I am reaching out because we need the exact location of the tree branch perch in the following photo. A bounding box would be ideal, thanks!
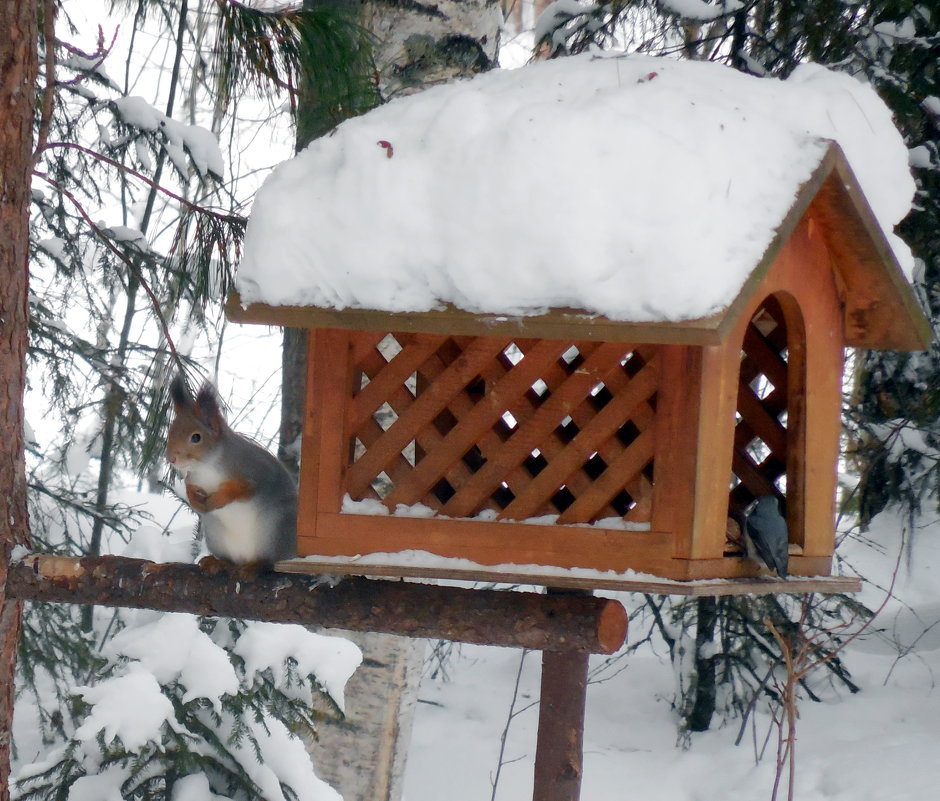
[7,553,627,654]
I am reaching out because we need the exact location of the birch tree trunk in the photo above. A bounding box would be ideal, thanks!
[281,3,501,798]
[365,0,501,99]
[0,0,39,794]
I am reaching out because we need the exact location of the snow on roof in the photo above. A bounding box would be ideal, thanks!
[236,53,915,323]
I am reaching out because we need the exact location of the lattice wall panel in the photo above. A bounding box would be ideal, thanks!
[344,332,658,525]
[730,297,790,516]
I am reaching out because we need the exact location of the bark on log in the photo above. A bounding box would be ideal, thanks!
[7,554,628,654]
[0,0,40,795]
[534,648,590,801]
[533,589,592,801]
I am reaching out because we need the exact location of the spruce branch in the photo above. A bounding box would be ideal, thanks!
[32,171,182,368]
[39,141,244,225]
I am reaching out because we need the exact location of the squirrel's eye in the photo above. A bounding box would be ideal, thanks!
[190,433,202,444]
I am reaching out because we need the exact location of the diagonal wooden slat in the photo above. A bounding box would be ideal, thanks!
[731,449,784,499]
[352,416,416,494]
[350,336,443,431]
[440,341,636,517]
[412,337,521,501]
[499,355,659,520]
[623,473,654,522]
[547,351,656,519]
[350,338,488,501]
[346,337,510,497]
[557,427,656,524]
[352,333,528,505]
[743,324,788,393]
[445,344,602,509]
[496,351,657,520]
[384,339,578,508]
[736,383,787,457]
[351,330,393,364]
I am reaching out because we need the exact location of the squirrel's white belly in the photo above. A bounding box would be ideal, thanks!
[204,500,268,563]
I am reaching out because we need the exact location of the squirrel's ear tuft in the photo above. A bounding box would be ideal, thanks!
[170,375,193,409]
[195,382,226,433]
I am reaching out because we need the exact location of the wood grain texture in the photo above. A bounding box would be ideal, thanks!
[0,0,39,794]
[277,554,860,596]
[535,639,590,801]
[8,553,627,654]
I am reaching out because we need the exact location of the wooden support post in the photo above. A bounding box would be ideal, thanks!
[533,648,590,801]
[7,553,627,655]
[533,589,603,801]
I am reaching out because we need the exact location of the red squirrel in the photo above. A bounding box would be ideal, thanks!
[166,376,297,566]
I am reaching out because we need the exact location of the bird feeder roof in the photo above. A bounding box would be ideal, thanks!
[233,53,929,350]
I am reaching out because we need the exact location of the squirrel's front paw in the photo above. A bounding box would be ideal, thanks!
[197,554,231,575]
[186,483,211,513]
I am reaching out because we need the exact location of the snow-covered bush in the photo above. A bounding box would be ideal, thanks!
[14,611,361,801]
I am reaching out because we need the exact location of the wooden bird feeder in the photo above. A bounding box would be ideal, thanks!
[228,144,929,593]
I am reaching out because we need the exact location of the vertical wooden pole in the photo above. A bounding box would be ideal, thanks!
[533,589,592,801]
[298,328,351,550]
[533,648,590,801]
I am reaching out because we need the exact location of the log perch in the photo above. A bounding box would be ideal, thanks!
[6,553,627,654]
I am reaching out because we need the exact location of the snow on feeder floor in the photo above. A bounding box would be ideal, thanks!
[229,53,929,592]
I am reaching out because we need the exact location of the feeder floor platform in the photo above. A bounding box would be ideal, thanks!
[275,554,861,597]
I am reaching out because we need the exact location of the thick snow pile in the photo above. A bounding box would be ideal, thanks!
[238,53,914,322]
[403,510,940,800]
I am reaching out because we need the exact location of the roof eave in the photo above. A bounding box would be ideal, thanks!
[229,144,930,352]
[225,293,728,346]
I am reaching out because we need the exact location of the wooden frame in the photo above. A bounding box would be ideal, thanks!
[275,212,858,585]
[228,143,928,589]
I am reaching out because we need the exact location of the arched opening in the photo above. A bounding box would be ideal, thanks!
[727,293,807,555]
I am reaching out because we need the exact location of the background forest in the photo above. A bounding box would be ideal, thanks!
[3,0,938,799]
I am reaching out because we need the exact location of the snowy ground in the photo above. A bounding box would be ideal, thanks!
[402,511,940,801]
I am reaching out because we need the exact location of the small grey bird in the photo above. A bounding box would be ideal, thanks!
[745,496,789,578]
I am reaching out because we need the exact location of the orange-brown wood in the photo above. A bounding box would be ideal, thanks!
[348,336,440,431]
[729,299,791,514]
[499,355,659,520]
[437,341,637,518]
[298,329,354,542]
[736,382,787,457]
[812,156,931,350]
[715,213,844,564]
[711,144,929,351]
[439,341,603,517]
[277,555,861,596]
[556,428,655,524]
[264,143,933,587]
[496,346,655,523]
[345,336,508,498]
[693,341,741,559]
[783,216,844,557]
[302,512,679,575]
[651,345,701,556]
[383,339,575,508]
[349,333,479,508]
[227,292,729,346]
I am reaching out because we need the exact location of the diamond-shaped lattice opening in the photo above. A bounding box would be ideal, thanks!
[728,296,792,551]
[344,332,658,525]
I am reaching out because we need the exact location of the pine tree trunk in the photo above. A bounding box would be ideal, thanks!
[0,0,39,794]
